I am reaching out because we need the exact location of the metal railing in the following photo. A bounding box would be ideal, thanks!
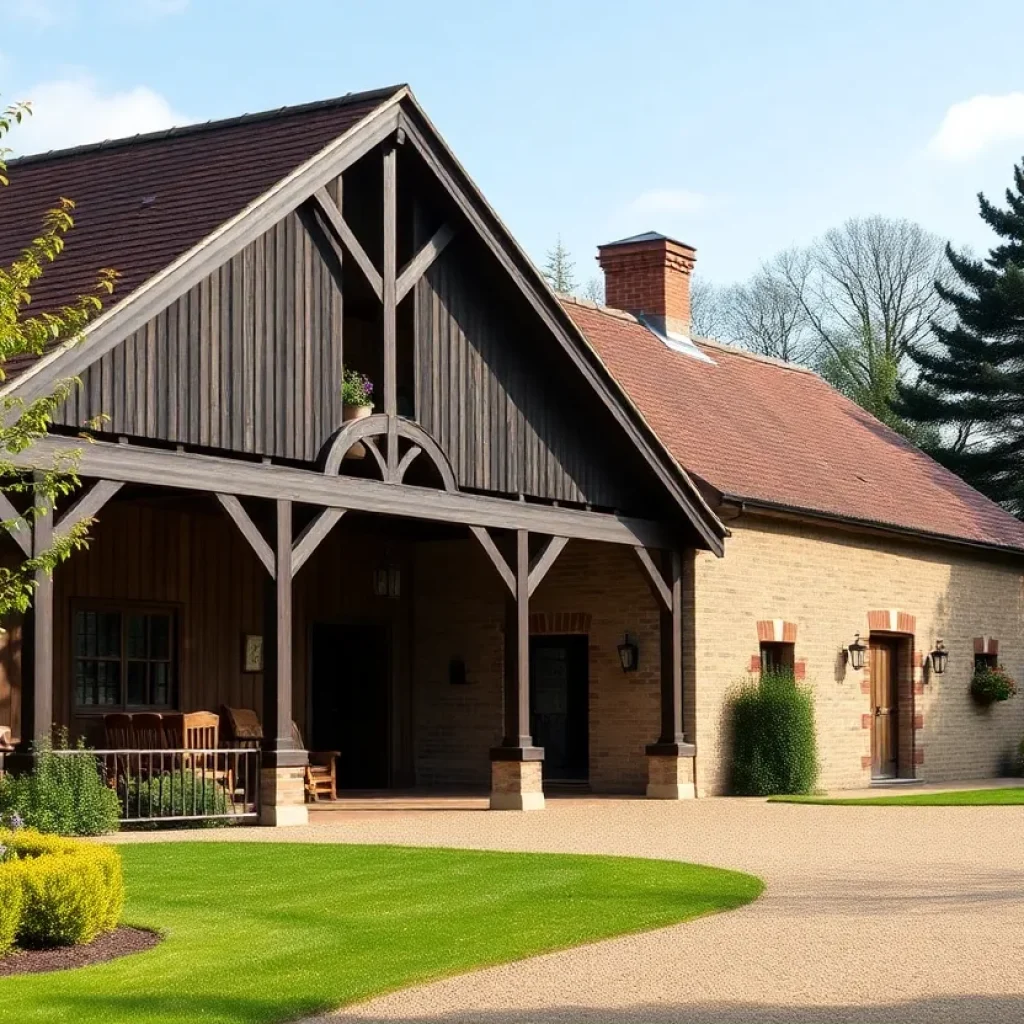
[56,748,259,825]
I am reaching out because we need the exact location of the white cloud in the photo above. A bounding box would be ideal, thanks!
[928,92,1024,161]
[622,188,710,217]
[11,76,188,156]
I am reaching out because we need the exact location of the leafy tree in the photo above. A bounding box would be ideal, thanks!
[0,100,116,616]
[898,158,1024,515]
[543,236,577,294]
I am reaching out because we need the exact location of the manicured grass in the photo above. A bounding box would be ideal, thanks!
[770,787,1024,806]
[0,842,762,1023]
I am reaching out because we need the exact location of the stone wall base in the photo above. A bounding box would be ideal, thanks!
[490,759,545,810]
[259,766,309,826]
[646,753,695,800]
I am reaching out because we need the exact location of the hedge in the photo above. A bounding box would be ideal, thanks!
[0,829,124,952]
[730,669,819,796]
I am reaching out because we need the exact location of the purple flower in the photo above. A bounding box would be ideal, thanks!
[8,812,23,830]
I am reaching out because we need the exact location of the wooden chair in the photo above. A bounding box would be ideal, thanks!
[291,721,339,802]
[103,712,134,748]
[162,711,219,751]
[132,713,166,749]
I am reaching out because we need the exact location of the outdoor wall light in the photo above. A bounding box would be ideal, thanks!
[846,633,868,671]
[617,633,639,673]
[929,638,949,676]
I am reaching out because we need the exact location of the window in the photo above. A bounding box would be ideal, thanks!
[974,652,998,672]
[74,606,177,710]
[760,641,795,675]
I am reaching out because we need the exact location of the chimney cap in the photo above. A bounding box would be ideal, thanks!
[598,230,694,252]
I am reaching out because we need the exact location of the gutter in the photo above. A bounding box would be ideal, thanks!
[720,492,1024,561]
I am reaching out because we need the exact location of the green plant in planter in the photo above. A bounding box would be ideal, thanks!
[341,368,374,407]
[729,669,819,796]
[970,665,1018,706]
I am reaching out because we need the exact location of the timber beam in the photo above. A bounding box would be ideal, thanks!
[17,436,678,549]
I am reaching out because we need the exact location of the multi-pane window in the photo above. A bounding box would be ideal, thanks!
[74,607,176,710]
[974,652,998,672]
[760,641,795,675]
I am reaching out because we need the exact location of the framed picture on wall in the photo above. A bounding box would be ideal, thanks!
[242,634,264,673]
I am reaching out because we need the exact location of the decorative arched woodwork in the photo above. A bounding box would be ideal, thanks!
[321,413,458,491]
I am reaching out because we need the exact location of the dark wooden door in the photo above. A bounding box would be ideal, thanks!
[310,623,390,790]
[529,635,589,781]
[870,638,898,779]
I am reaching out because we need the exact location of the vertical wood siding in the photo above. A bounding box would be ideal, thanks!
[55,209,345,462]
[414,249,645,510]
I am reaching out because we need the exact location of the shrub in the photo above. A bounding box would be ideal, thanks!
[0,861,23,956]
[0,829,123,950]
[730,669,819,796]
[0,733,121,836]
[970,665,1018,706]
[124,769,229,825]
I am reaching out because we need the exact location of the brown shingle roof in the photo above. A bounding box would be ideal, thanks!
[0,85,401,333]
[563,297,1024,553]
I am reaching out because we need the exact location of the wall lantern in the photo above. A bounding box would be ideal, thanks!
[929,638,949,676]
[617,633,639,673]
[373,564,401,599]
[846,633,868,671]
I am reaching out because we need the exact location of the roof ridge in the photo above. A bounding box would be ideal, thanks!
[557,292,641,324]
[693,335,819,375]
[8,84,406,166]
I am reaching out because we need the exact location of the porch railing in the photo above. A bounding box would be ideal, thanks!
[55,748,260,825]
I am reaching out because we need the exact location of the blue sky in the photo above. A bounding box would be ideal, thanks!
[4,0,1024,285]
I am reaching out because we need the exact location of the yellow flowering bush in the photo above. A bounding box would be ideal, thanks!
[0,829,123,952]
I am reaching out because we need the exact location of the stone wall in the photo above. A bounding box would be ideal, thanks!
[692,514,1024,794]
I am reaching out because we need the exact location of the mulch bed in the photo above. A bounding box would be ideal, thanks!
[0,926,161,976]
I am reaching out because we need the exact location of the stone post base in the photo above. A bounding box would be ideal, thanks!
[259,766,309,826]
[490,759,545,810]
[645,751,695,800]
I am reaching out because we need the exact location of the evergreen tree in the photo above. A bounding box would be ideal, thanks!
[543,236,577,294]
[898,158,1024,516]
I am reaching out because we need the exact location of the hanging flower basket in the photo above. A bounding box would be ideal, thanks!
[970,665,1018,707]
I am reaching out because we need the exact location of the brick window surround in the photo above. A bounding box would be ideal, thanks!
[749,620,805,679]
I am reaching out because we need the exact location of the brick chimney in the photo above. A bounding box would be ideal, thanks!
[597,231,697,337]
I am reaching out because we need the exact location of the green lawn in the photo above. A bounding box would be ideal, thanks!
[0,842,762,1024]
[770,787,1024,806]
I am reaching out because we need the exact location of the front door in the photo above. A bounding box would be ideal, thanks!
[310,623,390,790]
[529,635,589,781]
[870,637,898,779]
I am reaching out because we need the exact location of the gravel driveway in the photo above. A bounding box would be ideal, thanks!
[115,795,1024,1022]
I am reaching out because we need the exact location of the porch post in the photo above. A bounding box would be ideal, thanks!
[259,498,308,826]
[489,529,544,810]
[29,478,55,748]
[644,549,696,799]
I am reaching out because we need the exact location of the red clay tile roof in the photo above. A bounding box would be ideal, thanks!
[0,86,400,343]
[563,297,1024,552]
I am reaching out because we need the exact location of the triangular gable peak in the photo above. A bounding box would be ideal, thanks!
[6,91,725,551]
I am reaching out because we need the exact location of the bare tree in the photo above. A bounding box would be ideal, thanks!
[578,276,604,304]
[780,216,953,405]
[689,275,728,339]
[720,253,809,362]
